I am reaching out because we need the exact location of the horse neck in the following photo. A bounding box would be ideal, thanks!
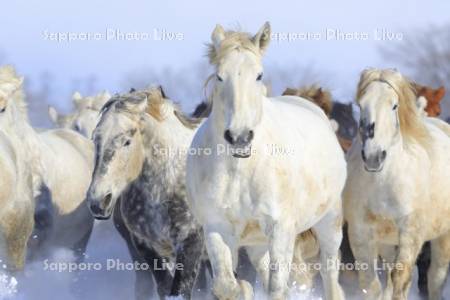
[0,97,44,192]
[135,116,190,197]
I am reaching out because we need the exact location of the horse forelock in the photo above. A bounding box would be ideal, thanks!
[139,86,203,129]
[357,69,431,150]
[207,31,261,66]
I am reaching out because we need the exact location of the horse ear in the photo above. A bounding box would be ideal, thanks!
[18,76,24,87]
[417,96,427,113]
[10,76,25,93]
[211,24,226,51]
[48,106,61,123]
[316,87,323,98]
[253,22,271,53]
[159,85,167,99]
[72,92,83,108]
[435,86,446,101]
[103,91,112,100]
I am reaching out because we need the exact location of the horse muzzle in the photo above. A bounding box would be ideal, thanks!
[231,144,252,158]
[362,149,387,172]
[224,129,254,158]
[87,192,114,220]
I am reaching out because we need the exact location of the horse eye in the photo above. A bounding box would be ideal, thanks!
[216,74,223,82]
[392,104,398,110]
[0,107,5,113]
[256,73,263,81]
[124,140,131,147]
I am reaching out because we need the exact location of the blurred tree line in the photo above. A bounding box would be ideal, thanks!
[120,61,330,114]
[1,23,449,128]
[380,23,450,120]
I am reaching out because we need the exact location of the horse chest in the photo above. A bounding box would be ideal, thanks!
[122,183,197,257]
[365,173,415,218]
[365,211,399,244]
[222,170,257,214]
[122,190,174,253]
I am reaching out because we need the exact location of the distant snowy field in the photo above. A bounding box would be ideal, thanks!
[1,220,449,299]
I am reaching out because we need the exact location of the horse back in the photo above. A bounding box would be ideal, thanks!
[46,128,94,165]
[38,129,94,214]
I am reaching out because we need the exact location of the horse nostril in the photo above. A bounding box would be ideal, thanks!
[381,150,387,160]
[103,193,113,208]
[361,150,367,162]
[224,130,234,145]
[247,130,254,143]
[89,202,102,215]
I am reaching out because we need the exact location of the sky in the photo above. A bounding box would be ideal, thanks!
[0,0,449,112]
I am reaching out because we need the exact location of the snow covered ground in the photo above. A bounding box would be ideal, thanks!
[1,220,449,299]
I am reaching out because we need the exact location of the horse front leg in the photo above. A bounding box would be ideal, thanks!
[170,229,204,299]
[246,245,270,290]
[1,205,34,271]
[205,222,253,300]
[113,200,155,300]
[427,231,450,300]
[314,208,345,300]
[132,238,173,300]
[390,217,424,300]
[347,217,381,300]
[267,221,296,300]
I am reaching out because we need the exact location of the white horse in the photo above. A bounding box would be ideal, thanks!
[0,66,94,261]
[0,67,37,271]
[344,68,450,300]
[186,23,347,300]
[48,91,111,138]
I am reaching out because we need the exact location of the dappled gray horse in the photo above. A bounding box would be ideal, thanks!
[86,87,204,299]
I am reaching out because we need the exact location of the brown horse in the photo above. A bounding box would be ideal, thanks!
[412,83,446,117]
[283,85,333,116]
